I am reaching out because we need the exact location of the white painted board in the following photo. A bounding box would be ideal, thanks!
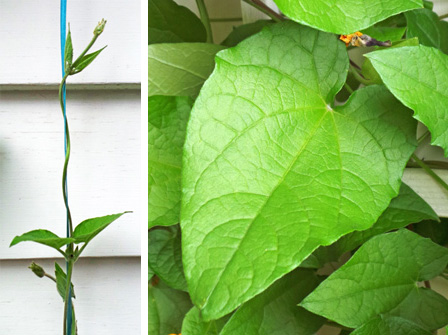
[0,257,141,334]
[0,89,141,259]
[0,0,140,85]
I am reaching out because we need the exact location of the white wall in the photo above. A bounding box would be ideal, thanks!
[0,1,141,334]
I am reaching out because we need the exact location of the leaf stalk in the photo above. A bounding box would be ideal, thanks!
[195,0,214,43]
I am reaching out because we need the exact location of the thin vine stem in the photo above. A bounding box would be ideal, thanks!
[344,82,354,94]
[439,13,448,20]
[242,0,283,22]
[195,0,213,43]
[349,66,371,85]
[417,130,430,144]
[411,154,448,193]
[63,260,74,335]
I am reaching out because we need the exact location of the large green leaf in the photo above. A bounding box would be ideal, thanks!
[220,269,325,335]
[149,96,192,228]
[405,8,443,50]
[148,225,187,291]
[272,0,422,34]
[182,307,230,335]
[366,45,448,155]
[148,43,225,97]
[351,316,432,335]
[10,230,74,250]
[301,229,448,328]
[181,22,417,320]
[149,279,192,335]
[148,0,206,44]
[72,212,129,244]
[221,20,274,47]
[335,182,438,255]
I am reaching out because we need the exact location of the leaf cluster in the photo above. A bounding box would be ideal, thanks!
[149,0,448,334]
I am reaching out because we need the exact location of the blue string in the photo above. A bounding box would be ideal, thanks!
[60,1,73,334]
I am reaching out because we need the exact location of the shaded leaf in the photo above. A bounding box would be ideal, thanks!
[72,212,129,244]
[149,279,192,335]
[148,43,225,97]
[148,0,206,44]
[362,26,406,42]
[55,262,75,301]
[182,306,231,335]
[71,46,107,74]
[10,230,74,251]
[367,45,448,155]
[221,20,274,47]
[301,230,448,328]
[220,269,325,335]
[272,0,422,34]
[182,22,416,320]
[352,315,432,335]
[148,225,187,291]
[149,96,192,228]
[405,8,444,49]
[414,218,448,246]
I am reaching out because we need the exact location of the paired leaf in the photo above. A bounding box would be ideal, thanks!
[148,0,206,44]
[220,269,325,335]
[182,22,417,320]
[72,212,129,244]
[10,230,74,251]
[148,225,187,291]
[149,96,192,228]
[182,307,230,335]
[55,262,75,301]
[301,229,448,329]
[71,46,107,74]
[221,20,274,47]
[367,45,448,155]
[351,316,432,335]
[149,279,192,335]
[148,43,225,97]
[272,0,422,34]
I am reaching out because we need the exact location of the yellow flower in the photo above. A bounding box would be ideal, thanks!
[339,32,363,46]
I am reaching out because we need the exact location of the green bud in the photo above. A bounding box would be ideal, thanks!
[29,262,45,278]
[94,19,107,36]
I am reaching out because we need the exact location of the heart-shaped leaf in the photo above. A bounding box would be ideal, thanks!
[149,95,192,228]
[72,212,129,245]
[148,0,206,44]
[351,316,432,335]
[182,22,417,320]
[182,306,231,335]
[10,230,74,251]
[366,45,448,155]
[221,20,274,47]
[301,229,448,329]
[272,0,422,34]
[148,43,225,97]
[220,269,325,335]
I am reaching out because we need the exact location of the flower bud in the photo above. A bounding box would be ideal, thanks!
[29,262,45,278]
[94,19,107,36]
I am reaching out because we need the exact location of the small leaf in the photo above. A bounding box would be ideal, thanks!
[65,27,73,70]
[221,20,274,47]
[362,26,406,43]
[148,43,225,97]
[72,212,129,244]
[149,0,206,44]
[71,46,107,74]
[149,96,192,228]
[352,315,432,335]
[55,262,75,301]
[272,0,423,34]
[148,225,187,291]
[149,279,192,335]
[220,269,325,335]
[10,230,74,250]
[182,307,231,335]
[366,45,448,155]
[300,229,448,328]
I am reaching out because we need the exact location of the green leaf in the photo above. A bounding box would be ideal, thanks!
[148,43,225,97]
[149,279,192,335]
[352,315,432,335]
[10,230,74,250]
[221,20,274,47]
[182,307,231,335]
[362,26,406,43]
[220,269,325,335]
[149,96,192,228]
[335,182,438,255]
[300,229,448,328]
[148,0,206,44]
[272,0,423,34]
[423,0,434,10]
[148,225,187,291]
[71,46,107,74]
[182,22,417,320]
[65,27,73,70]
[405,9,443,49]
[366,45,448,155]
[55,262,75,301]
[72,212,129,245]
[414,218,448,246]
[335,70,360,102]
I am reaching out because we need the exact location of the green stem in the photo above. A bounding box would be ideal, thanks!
[411,154,448,193]
[63,260,74,335]
[195,0,213,43]
[210,17,242,22]
[417,130,430,144]
[439,13,448,20]
[242,0,283,22]
[344,82,354,94]
[44,273,57,283]
[349,66,371,85]
[72,34,99,69]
